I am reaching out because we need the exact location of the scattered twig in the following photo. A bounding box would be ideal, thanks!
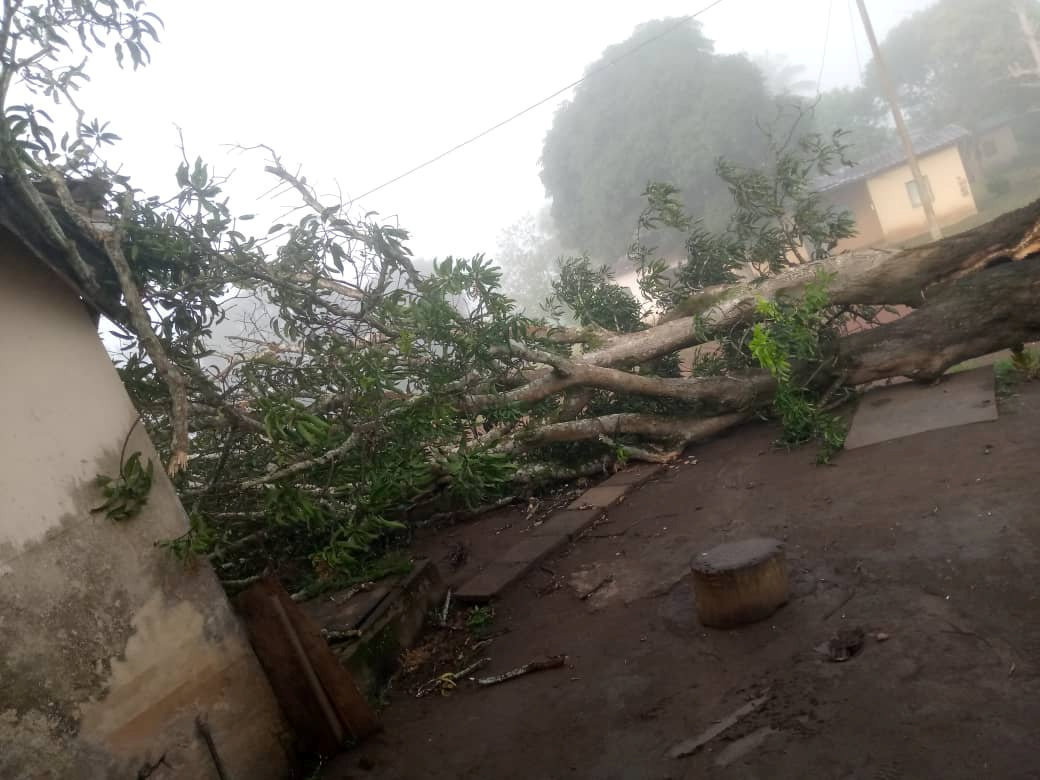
[580,575,614,601]
[476,655,566,687]
[136,753,170,779]
[668,692,770,759]
[415,656,491,698]
[195,715,229,780]
[440,589,453,626]
[588,521,640,539]
[320,627,362,644]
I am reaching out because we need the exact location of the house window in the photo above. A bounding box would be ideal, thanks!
[905,176,933,208]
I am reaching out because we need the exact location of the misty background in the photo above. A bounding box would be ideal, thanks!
[73,0,1037,322]
[72,1,923,241]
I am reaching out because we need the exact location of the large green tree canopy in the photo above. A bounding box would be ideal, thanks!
[812,86,892,159]
[870,0,1040,132]
[540,19,775,260]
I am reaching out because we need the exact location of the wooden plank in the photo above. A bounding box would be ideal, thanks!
[277,582,381,741]
[236,578,379,756]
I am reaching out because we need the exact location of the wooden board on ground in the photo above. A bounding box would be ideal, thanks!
[844,366,997,450]
[236,577,380,755]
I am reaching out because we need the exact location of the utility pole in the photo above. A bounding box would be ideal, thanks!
[1013,0,1040,77]
[855,0,943,241]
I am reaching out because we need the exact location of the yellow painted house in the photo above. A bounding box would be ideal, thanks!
[815,124,978,250]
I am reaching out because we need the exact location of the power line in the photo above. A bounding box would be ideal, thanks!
[349,0,730,205]
[847,0,863,79]
[815,0,835,95]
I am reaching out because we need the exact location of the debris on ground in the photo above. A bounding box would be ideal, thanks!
[816,626,866,662]
[415,657,491,698]
[320,627,363,644]
[579,575,614,601]
[476,655,567,687]
[714,725,779,768]
[668,692,771,759]
[439,589,452,626]
[446,542,469,570]
[394,609,500,696]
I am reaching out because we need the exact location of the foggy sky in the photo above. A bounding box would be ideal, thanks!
[79,0,934,261]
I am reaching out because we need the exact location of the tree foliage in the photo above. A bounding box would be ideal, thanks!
[630,115,856,311]
[0,3,860,595]
[540,18,775,260]
[6,2,1036,600]
[811,86,892,159]
[869,0,1040,131]
[752,52,815,98]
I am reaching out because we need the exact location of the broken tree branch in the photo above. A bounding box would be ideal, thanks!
[475,655,567,687]
[501,412,749,452]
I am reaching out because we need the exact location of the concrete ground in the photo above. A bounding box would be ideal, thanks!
[327,380,1040,780]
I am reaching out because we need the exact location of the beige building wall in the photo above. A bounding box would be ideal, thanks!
[865,145,978,242]
[0,235,289,779]
[825,180,887,251]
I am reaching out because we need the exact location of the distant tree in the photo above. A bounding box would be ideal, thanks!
[870,0,1040,131]
[753,52,816,97]
[812,87,892,159]
[495,207,565,315]
[540,19,775,261]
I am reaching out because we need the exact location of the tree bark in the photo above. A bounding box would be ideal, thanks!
[838,257,1040,384]
[482,199,1040,448]
[504,412,749,451]
[581,198,1040,370]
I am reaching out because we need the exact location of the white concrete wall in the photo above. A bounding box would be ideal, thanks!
[865,145,978,241]
[0,233,289,779]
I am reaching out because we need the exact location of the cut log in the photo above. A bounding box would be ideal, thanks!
[691,538,789,628]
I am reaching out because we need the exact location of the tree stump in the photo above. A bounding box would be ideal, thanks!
[691,537,788,628]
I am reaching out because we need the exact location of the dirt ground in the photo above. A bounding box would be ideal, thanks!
[327,381,1040,780]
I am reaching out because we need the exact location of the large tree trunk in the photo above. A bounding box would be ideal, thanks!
[582,199,1040,371]
[838,257,1040,384]
[489,199,1040,456]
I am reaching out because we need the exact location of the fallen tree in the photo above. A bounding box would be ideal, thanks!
[3,2,1039,594]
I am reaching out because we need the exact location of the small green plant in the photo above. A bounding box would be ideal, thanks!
[1010,345,1040,378]
[995,345,1040,397]
[93,451,154,522]
[92,419,154,522]
[159,512,218,562]
[748,274,846,463]
[465,605,495,635]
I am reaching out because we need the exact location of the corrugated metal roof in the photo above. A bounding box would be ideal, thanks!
[813,124,971,193]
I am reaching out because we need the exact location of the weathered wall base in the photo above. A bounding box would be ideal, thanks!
[0,241,290,778]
